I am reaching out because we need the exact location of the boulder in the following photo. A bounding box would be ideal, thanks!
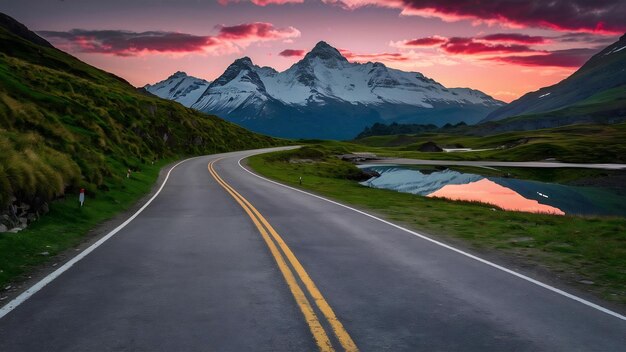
[0,224,7,233]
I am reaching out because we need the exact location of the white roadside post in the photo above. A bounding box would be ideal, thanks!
[79,188,85,207]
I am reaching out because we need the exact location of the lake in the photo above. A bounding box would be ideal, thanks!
[359,165,626,217]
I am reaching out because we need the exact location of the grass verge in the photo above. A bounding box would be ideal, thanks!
[0,158,172,291]
[248,146,626,305]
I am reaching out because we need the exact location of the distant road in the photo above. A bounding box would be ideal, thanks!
[361,158,626,170]
[0,147,624,351]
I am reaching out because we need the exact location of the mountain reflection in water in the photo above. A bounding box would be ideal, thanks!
[360,166,626,217]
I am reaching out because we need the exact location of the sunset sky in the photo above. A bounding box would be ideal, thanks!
[2,0,624,101]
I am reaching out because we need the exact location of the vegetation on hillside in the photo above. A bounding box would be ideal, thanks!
[0,21,279,213]
[353,123,626,163]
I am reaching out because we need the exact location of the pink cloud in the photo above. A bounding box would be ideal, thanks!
[279,49,306,57]
[339,49,411,62]
[389,34,597,68]
[392,35,447,48]
[441,37,537,55]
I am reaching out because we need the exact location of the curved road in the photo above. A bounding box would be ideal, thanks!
[0,148,624,351]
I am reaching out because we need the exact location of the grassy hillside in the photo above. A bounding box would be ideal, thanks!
[0,14,284,288]
[353,123,626,163]
[474,86,626,134]
[0,17,279,212]
[483,33,626,125]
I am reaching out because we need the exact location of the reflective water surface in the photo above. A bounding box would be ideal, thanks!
[360,166,626,216]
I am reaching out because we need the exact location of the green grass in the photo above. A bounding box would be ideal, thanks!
[351,123,626,163]
[0,158,171,288]
[248,147,626,305]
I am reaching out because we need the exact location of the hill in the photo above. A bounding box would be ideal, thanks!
[0,13,278,217]
[481,34,626,131]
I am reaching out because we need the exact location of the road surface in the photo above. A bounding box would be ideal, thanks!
[0,147,624,351]
[360,158,626,169]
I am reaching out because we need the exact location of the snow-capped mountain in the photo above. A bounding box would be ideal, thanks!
[146,41,504,139]
[143,71,210,107]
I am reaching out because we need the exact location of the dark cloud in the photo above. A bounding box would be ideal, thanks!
[38,29,215,56]
[39,22,300,56]
[556,32,620,44]
[278,49,305,57]
[404,36,447,46]
[216,22,299,40]
[481,33,548,44]
[326,0,626,34]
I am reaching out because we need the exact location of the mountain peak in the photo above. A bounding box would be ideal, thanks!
[233,56,254,67]
[169,71,187,79]
[305,41,347,62]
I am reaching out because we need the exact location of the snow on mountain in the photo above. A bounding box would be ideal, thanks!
[259,42,499,108]
[192,57,271,117]
[146,41,504,138]
[144,71,210,107]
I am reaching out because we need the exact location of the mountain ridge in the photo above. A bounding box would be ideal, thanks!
[483,34,626,125]
[146,41,504,139]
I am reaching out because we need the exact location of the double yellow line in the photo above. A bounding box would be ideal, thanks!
[208,159,358,352]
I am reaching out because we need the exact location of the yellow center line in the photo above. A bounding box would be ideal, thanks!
[208,159,334,352]
[208,158,359,352]
[210,160,359,352]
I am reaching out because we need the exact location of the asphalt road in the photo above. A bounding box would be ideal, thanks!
[0,147,624,351]
[360,158,626,169]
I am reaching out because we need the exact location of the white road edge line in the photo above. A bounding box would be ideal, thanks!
[237,156,626,322]
[0,157,196,320]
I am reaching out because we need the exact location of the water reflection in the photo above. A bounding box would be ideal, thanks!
[428,178,564,215]
[360,166,626,217]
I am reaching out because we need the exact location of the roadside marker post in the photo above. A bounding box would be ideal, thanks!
[79,189,85,207]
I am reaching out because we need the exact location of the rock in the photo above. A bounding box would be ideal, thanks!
[39,251,50,256]
[40,202,49,214]
[0,224,7,233]
[8,227,22,233]
[27,213,37,223]
[418,141,443,152]
[361,169,381,179]
[18,217,27,229]
[578,280,595,285]
[339,152,378,162]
